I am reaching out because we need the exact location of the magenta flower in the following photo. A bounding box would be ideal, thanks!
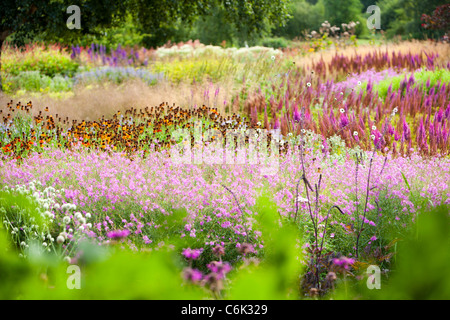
[333,256,355,269]
[207,261,232,279]
[182,248,203,260]
[107,229,130,239]
[183,267,203,283]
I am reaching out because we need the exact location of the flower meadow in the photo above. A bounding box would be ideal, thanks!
[0,39,449,300]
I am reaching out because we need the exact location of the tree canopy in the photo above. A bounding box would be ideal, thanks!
[1,0,292,47]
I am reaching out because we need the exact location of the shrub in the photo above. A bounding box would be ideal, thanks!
[4,71,73,94]
[2,43,79,78]
[259,37,290,49]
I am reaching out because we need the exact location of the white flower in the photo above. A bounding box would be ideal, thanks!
[353,131,358,136]
[257,122,261,126]
[74,212,82,220]
[64,256,71,263]
[296,196,309,203]
[254,134,259,138]
[393,107,398,113]
[56,235,65,244]
[42,242,47,247]
[288,132,293,136]
[85,213,91,219]
[301,129,306,134]
[307,82,311,87]
[372,126,377,131]
[371,134,376,140]
[340,108,345,113]
[358,81,362,86]
[340,92,344,95]
[63,216,71,224]
[20,241,26,247]
[271,55,275,61]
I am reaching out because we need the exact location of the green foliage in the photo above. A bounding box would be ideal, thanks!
[128,0,292,48]
[179,6,237,47]
[373,68,450,98]
[226,192,303,299]
[2,45,79,78]
[377,0,448,39]
[4,71,72,94]
[271,0,325,39]
[68,14,148,49]
[0,231,205,299]
[345,205,450,300]
[258,37,290,49]
[321,0,364,30]
[151,56,236,84]
[383,205,450,299]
